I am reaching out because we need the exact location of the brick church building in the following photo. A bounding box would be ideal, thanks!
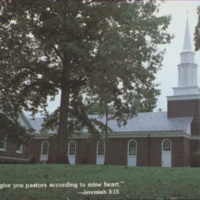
[1,18,200,167]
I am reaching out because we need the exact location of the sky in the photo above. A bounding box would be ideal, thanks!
[155,0,200,111]
[42,0,200,115]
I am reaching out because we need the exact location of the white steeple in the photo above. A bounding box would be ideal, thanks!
[172,18,200,96]
[182,18,192,51]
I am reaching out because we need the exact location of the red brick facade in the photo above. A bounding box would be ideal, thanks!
[0,133,199,167]
[168,99,200,135]
[1,98,200,167]
[68,137,192,167]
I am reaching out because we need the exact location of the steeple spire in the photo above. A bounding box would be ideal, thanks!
[167,15,200,122]
[171,17,200,96]
[183,18,192,51]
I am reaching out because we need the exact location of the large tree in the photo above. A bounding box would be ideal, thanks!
[0,0,172,163]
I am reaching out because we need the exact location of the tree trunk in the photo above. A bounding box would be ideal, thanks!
[104,103,108,165]
[56,63,70,163]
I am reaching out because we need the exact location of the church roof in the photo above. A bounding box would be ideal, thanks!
[29,112,192,135]
[99,112,192,133]
[29,117,45,133]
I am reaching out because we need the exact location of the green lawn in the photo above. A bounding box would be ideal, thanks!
[0,164,200,200]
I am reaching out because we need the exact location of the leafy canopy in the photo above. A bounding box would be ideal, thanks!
[195,6,200,51]
[0,113,33,145]
[0,0,172,140]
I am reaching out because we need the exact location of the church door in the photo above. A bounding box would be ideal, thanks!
[40,141,49,163]
[161,140,172,167]
[68,141,76,165]
[127,140,137,167]
[96,141,105,165]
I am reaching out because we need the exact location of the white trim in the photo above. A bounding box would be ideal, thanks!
[127,140,137,156]
[190,136,200,140]
[33,130,193,140]
[97,141,105,156]
[167,94,200,101]
[127,140,137,167]
[96,141,105,165]
[16,144,23,154]
[0,139,7,152]
[41,141,49,156]
[0,156,29,162]
[161,139,172,167]
[68,140,76,156]
[40,141,49,162]
[71,131,191,139]
[41,132,199,140]
[34,133,56,139]
[68,140,76,165]
[18,112,34,129]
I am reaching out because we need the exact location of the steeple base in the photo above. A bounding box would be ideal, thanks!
[173,86,200,96]
[167,97,200,135]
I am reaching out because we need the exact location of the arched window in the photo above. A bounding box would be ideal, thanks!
[127,140,137,167]
[16,144,23,154]
[0,138,6,151]
[162,140,171,151]
[68,141,76,156]
[41,141,49,156]
[128,140,137,156]
[97,141,105,156]
[161,139,172,167]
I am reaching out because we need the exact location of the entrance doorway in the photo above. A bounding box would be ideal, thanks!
[161,139,172,167]
[68,141,76,165]
[96,141,105,165]
[127,140,137,167]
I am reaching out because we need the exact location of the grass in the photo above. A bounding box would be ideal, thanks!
[0,165,200,200]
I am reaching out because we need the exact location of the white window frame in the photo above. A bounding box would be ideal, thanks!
[97,141,105,156]
[162,139,172,151]
[161,139,172,167]
[127,140,137,167]
[40,141,49,162]
[41,141,49,156]
[0,138,6,152]
[128,140,137,156]
[16,144,23,154]
[68,141,76,156]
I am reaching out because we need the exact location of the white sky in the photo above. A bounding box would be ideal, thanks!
[44,1,200,115]
[155,0,200,111]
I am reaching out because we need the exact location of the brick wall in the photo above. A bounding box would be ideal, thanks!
[168,99,200,135]
[0,141,31,163]
[191,140,200,167]
[171,137,191,167]
[28,138,57,163]
[69,136,191,167]
[0,135,193,166]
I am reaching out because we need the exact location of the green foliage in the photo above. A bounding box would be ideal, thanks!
[86,101,114,115]
[0,0,171,116]
[0,113,33,145]
[0,0,172,160]
[195,6,200,51]
[41,106,112,140]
